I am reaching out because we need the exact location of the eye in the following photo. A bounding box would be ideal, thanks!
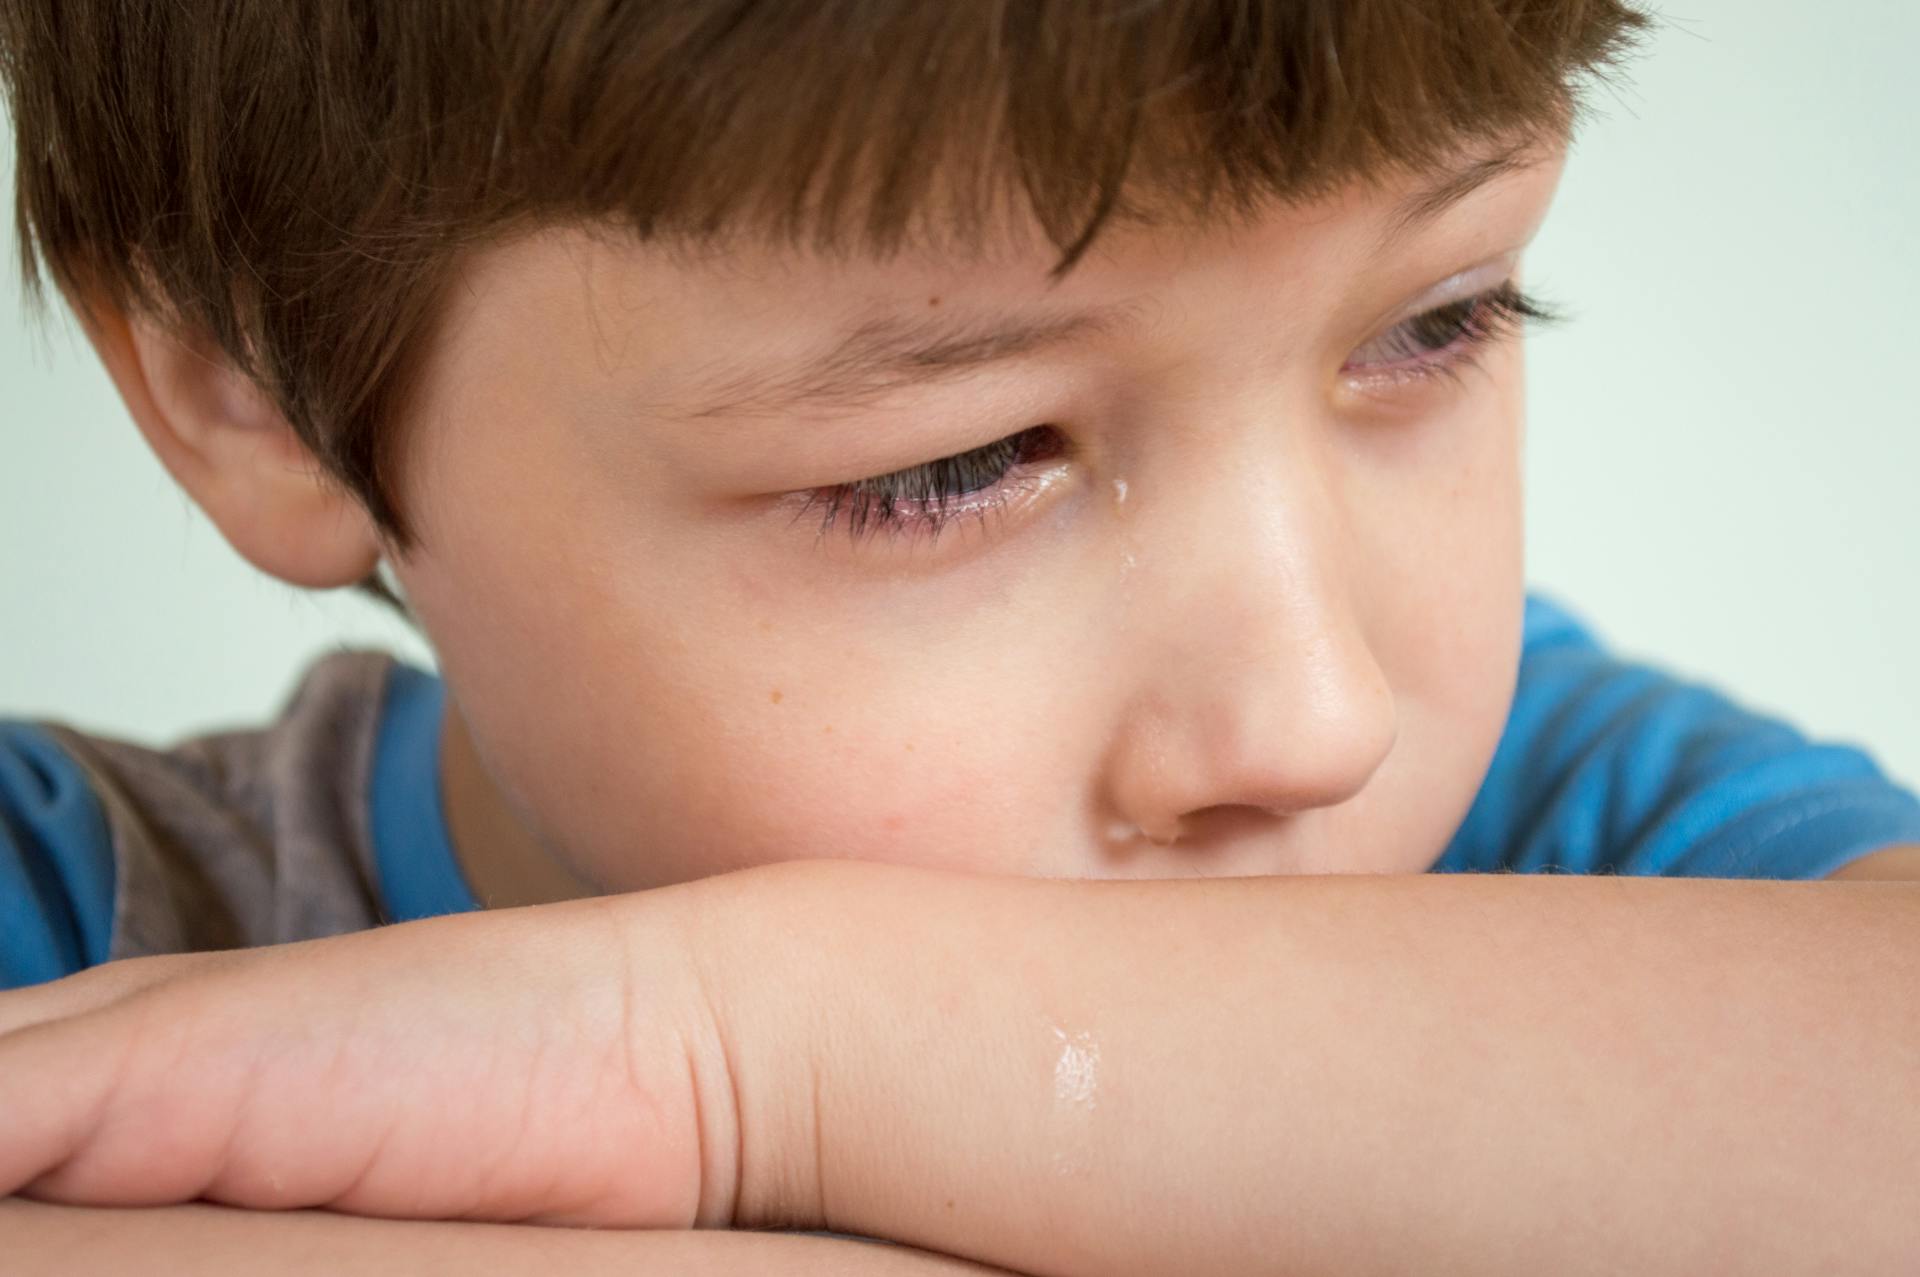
[1344,281,1562,384]
[797,424,1070,545]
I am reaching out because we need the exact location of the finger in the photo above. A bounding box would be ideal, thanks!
[0,975,337,1209]
[0,1009,179,1205]
[0,951,232,1040]
[0,935,709,1228]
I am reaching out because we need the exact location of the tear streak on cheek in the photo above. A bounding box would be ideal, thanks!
[1049,1024,1102,1177]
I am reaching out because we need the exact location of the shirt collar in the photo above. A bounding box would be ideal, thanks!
[369,662,481,921]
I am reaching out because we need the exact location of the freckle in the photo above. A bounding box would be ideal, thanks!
[823,724,834,734]
[946,1199,956,1210]
[756,618,773,634]
[904,742,915,752]
[927,295,942,308]
[769,689,783,704]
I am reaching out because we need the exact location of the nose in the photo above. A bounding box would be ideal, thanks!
[1100,446,1398,846]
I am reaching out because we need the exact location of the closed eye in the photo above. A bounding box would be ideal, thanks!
[1344,281,1562,382]
[796,424,1070,544]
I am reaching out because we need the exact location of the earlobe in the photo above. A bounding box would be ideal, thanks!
[76,298,384,589]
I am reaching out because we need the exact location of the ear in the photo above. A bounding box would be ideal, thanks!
[77,298,383,589]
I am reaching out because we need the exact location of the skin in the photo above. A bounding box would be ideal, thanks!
[0,1200,1016,1277]
[24,136,1919,1271]
[393,149,1561,905]
[77,131,1920,897]
[1,862,1917,1276]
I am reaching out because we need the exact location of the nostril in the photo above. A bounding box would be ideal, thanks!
[1103,817,1183,846]
[1177,803,1295,846]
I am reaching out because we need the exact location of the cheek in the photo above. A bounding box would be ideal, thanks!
[1352,339,1525,641]
[1312,347,1525,872]
[395,328,1529,886]
[477,635,1062,891]
[403,509,1084,890]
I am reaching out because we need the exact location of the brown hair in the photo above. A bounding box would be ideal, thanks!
[2,0,1649,558]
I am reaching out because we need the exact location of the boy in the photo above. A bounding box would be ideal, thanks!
[3,0,1919,1272]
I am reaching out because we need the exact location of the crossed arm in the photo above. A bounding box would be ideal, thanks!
[3,852,1918,1275]
[0,1200,1016,1274]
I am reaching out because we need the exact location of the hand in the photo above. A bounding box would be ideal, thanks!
[0,884,764,1228]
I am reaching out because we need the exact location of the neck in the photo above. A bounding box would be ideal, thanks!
[438,699,598,909]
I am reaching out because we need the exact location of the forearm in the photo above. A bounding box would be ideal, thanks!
[708,863,1920,1276]
[0,1199,1019,1276]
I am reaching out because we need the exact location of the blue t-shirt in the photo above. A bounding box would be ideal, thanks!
[4,591,1919,989]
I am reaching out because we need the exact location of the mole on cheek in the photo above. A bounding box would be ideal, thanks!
[769,689,783,704]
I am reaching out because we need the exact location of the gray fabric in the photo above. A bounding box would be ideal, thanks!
[41,650,399,961]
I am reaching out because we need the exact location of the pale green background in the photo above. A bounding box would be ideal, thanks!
[3,2,1916,795]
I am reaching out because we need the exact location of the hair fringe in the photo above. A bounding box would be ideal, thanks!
[2,0,1655,573]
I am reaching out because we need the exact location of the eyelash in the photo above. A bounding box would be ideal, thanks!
[796,424,1070,545]
[803,281,1562,546]
[1343,280,1562,384]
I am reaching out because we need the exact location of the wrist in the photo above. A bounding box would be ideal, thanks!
[677,860,1095,1245]
[666,858,1043,1234]
[651,858,864,1230]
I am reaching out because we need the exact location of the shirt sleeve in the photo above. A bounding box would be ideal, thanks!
[0,722,117,989]
[1434,593,1920,879]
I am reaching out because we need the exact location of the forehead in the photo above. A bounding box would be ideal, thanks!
[423,144,1565,418]
[459,139,1561,315]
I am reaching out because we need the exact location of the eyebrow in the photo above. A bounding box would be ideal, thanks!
[1376,140,1541,248]
[679,145,1536,421]
[681,305,1139,421]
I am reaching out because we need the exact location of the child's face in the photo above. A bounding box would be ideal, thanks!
[389,146,1565,889]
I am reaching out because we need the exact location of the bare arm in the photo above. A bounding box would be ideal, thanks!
[0,1198,1018,1276]
[701,862,1920,1276]
[5,863,1917,1275]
